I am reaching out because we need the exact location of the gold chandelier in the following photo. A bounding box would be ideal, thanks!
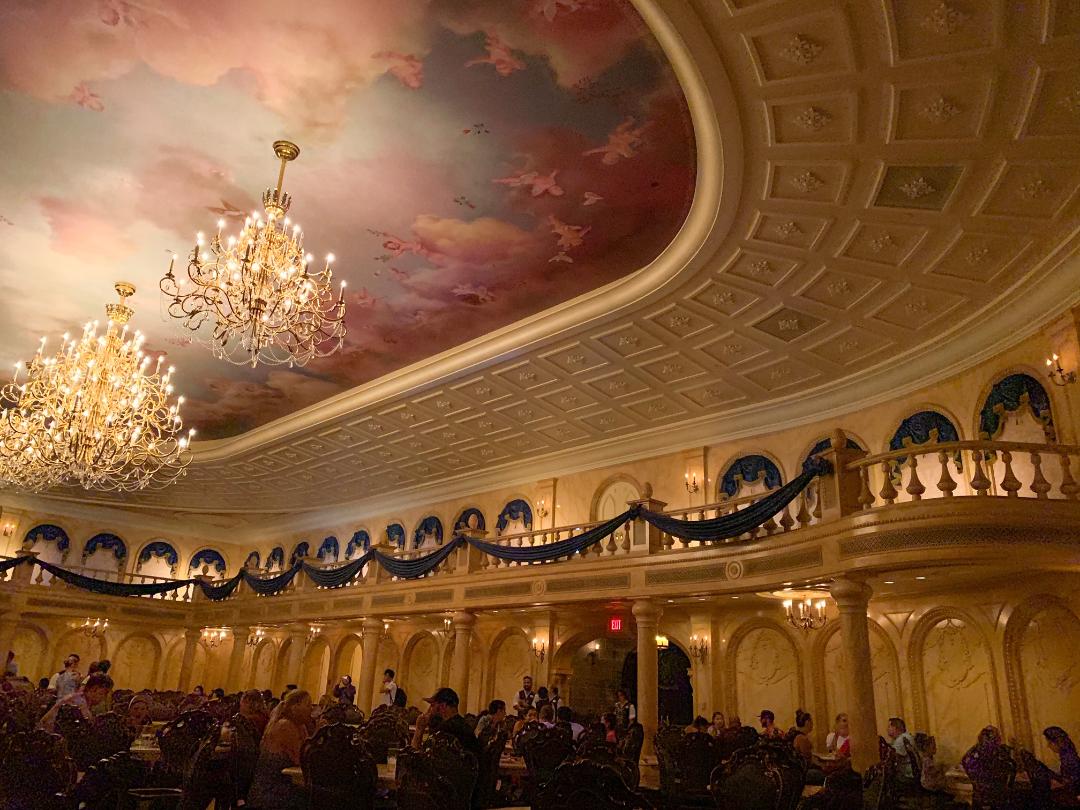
[0,283,194,492]
[160,140,347,368]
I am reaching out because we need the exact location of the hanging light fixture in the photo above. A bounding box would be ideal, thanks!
[160,140,347,368]
[0,283,194,492]
[202,627,228,648]
[784,597,828,631]
[80,617,109,639]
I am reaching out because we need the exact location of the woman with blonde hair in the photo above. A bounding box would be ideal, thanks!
[247,689,312,809]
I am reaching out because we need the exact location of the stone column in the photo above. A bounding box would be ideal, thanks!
[357,618,383,714]
[633,599,661,761]
[449,611,476,708]
[283,629,306,691]
[225,626,250,693]
[830,576,879,772]
[178,628,201,692]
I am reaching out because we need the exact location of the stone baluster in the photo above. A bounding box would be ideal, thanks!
[1000,450,1022,497]
[936,451,957,496]
[779,503,794,531]
[1030,452,1051,499]
[1061,453,1079,499]
[620,523,631,554]
[905,454,925,500]
[879,462,898,504]
[970,450,991,495]
[857,467,874,510]
[795,488,813,526]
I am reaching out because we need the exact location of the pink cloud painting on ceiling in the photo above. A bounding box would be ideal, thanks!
[0,0,695,439]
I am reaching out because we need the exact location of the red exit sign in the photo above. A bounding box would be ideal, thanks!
[609,617,623,633]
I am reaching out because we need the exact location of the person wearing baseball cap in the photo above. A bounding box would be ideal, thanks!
[410,686,480,755]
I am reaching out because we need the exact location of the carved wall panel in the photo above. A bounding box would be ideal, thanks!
[302,637,332,699]
[1019,605,1080,760]
[921,617,998,763]
[11,625,46,684]
[112,635,160,692]
[251,640,277,691]
[493,633,532,708]
[734,625,800,727]
[821,624,899,735]
[404,634,439,710]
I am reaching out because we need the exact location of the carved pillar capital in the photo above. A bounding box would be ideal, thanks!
[829,576,873,609]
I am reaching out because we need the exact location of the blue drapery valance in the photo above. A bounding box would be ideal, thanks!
[266,546,285,571]
[25,524,70,552]
[413,516,443,549]
[979,373,1056,442]
[802,437,863,472]
[720,455,782,498]
[454,508,486,532]
[84,533,127,562]
[0,461,829,601]
[317,536,339,562]
[890,410,962,469]
[289,542,310,566]
[346,531,370,558]
[496,499,533,533]
[189,548,226,574]
[244,550,261,569]
[137,541,179,570]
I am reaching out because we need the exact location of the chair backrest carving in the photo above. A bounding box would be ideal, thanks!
[181,723,223,810]
[94,710,136,759]
[0,729,75,809]
[709,741,806,810]
[618,722,644,763]
[228,712,261,805]
[422,731,479,808]
[301,723,378,810]
[534,760,653,810]
[155,709,219,784]
[475,729,509,809]
[523,726,576,789]
[358,708,409,764]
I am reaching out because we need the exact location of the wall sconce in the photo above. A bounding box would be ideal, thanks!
[443,617,453,633]
[532,637,547,663]
[689,634,709,662]
[587,640,600,666]
[382,621,391,640]
[1,522,15,537]
[80,617,109,639]
[247,627,266,648]
[784,598,828,631]
[684,472,700,495]
[536,498,549,520]
[202,627,228,648]
[1047,353,1077,386]
[307,624,322,644]
[655,633,670,650]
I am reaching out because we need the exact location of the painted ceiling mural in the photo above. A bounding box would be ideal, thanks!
[0,0,695,439]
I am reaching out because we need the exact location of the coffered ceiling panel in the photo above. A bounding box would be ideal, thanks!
[26,0,1080,520]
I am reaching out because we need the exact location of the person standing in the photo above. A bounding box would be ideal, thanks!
[514,675,535,714]
[333,675,356,705]
[39,673,113,731]
[49,654,82,698]
[613,689,636,729]
[380,669,399,706]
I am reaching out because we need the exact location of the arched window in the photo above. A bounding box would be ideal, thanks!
[316,536,339,562]
[23,524,70,555]
[266,546,285,572]
[83,533,127,574]
[346,531,370,559]
[496,500,532,535]
[978,373,1055,442]
[243,550,261,569]
[453,508,486,534]
[413,517,443,549]
[386,524,406,549]
[719,455,782,499]
[801,436,864,472]
[189,548,227,577]
[136,541,179,576]
[289,542,310,566]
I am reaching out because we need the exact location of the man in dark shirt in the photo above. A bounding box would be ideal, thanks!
[411,686,480,755]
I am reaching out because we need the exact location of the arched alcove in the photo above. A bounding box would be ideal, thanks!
[413,516,443,550]
[301,636,332,699]
[812,619,900,740]
[316,536,339,562]
[112,633,162,690]
[716,454,783,501]
[402,632,440,707]
[489,627,532,707]
[81,532,127,578]
[11,622,49,683]
[590,474,643,521]
[250,639,278,691]
[727,619,802,728]
[135,540,179,579]
[188,548,227,578]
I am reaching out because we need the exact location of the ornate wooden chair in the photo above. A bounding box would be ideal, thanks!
[652,723,686,793]
[55,703,97,771]
[320,703,364,725]
[523,725,576,792]
[514,719,544,755]
[422,731,479,809]
[0,729,75,810]
[94,710,136,759]
[657,730,721,806]
[617,721,644,764]
[573,745,640,790]
[863,738,902,810]
[708,740,806,810]
[534,760,653,810]
[179,724,223,810]
[396,748,448,810]
[300,722,378,810]
[226,712,261,807]
[70,752,155,810]
[358,708,409,764]
[798,765,863,810]
[154,710,219,787]
[575,723,609,754]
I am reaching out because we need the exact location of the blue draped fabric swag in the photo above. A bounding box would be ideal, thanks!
[0,460,829,601]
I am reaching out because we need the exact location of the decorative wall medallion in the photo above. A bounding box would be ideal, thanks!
[869,233,897,252]
[920,96,961,124]
[921,2,970,35]
[705,387,725,400]
[775,221,802,239]
[555,427,574,439]
[827,279,851,296]
[559,394,578,407]
[669,313,691,328]
[608,380,628,394]
[900,176,936,200]
[1018,177,1052,200]
[565,353,586,366]
[779,34,823,66]
[1059,88,1080,116]
[518,370,537,383]
[840,338,860,352]
[532,580,546,595]
[480,448,494,457]
[368,423,385,433]
[647,402,667,415]
[722,343,744,355]
[660,362,683,375]
[517,407,534,419]
[725,560,744,580]
[750,259,774,276]
[618,335,639,347]
[791,170,824,193]
[474,385,492,397]
[478,420,494,429]
[770,367,792,381]
[441,430,457,440]
[598,415,615,426]
[905,299,930,314]
[399,411,416,422]
[434,399,452,410]
[778,318,801,332]
[794,106,832,131]
[966,245,990,265]
[712,290,735,306]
